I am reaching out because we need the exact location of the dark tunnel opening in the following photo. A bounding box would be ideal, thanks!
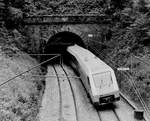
[44,31,85,54]
[43,31,86,65]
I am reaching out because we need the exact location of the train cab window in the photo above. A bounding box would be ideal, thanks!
[92,71,113,89]
[87,76,90,85]
[71,55,79,65]
[87,76,91,89]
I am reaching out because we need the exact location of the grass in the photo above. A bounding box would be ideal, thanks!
[0,26,45,121]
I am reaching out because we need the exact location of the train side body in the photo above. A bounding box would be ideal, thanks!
[67,44,120,105]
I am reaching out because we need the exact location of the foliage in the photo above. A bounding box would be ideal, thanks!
[100,0,150,108]
[0,27,44,121]
[137,0,149,13]
[5,0,135,16]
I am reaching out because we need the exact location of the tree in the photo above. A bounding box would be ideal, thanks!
[138,0,149,13]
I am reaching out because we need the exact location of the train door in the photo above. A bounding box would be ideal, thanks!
[87,76,91,90]
[85,76,91,94]
[78,65,89,91]
[69,54,79,74]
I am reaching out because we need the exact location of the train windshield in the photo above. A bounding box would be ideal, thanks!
[92,71,112,89]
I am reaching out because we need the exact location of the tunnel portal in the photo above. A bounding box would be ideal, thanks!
[44,31,85,54]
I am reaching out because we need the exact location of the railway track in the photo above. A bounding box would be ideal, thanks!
[53,64,78,121]
[53,65,63,121]
[121,71,149,121]
[61,64,101,121]
[61,64,135,121]
[120,93,147,121]
[40,63,148,121]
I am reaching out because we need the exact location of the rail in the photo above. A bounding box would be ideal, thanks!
[120,92,148,121]
[52,65,63,120]
[60,64,79,121]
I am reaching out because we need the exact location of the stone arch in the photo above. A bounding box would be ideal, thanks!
[44,31,85,54]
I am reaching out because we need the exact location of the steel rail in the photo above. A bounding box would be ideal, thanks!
[122,72,150,121]
[120,92,148,121]
[112,108,122,121]
[120,92,137,110]
[60,64,79,121]
[62,63,102,121]
[133,55,150,66]
[53,65,63,121]
[61,64,102,121]
[89,40,111,48]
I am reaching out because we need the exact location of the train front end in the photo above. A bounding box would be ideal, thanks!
[90,70,120,105]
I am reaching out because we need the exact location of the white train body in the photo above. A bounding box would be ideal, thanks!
[67,44,120,105]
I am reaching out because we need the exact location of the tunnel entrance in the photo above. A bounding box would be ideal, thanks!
[44,31,85,54]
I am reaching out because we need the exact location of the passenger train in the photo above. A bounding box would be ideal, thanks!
[66,44,120,105]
